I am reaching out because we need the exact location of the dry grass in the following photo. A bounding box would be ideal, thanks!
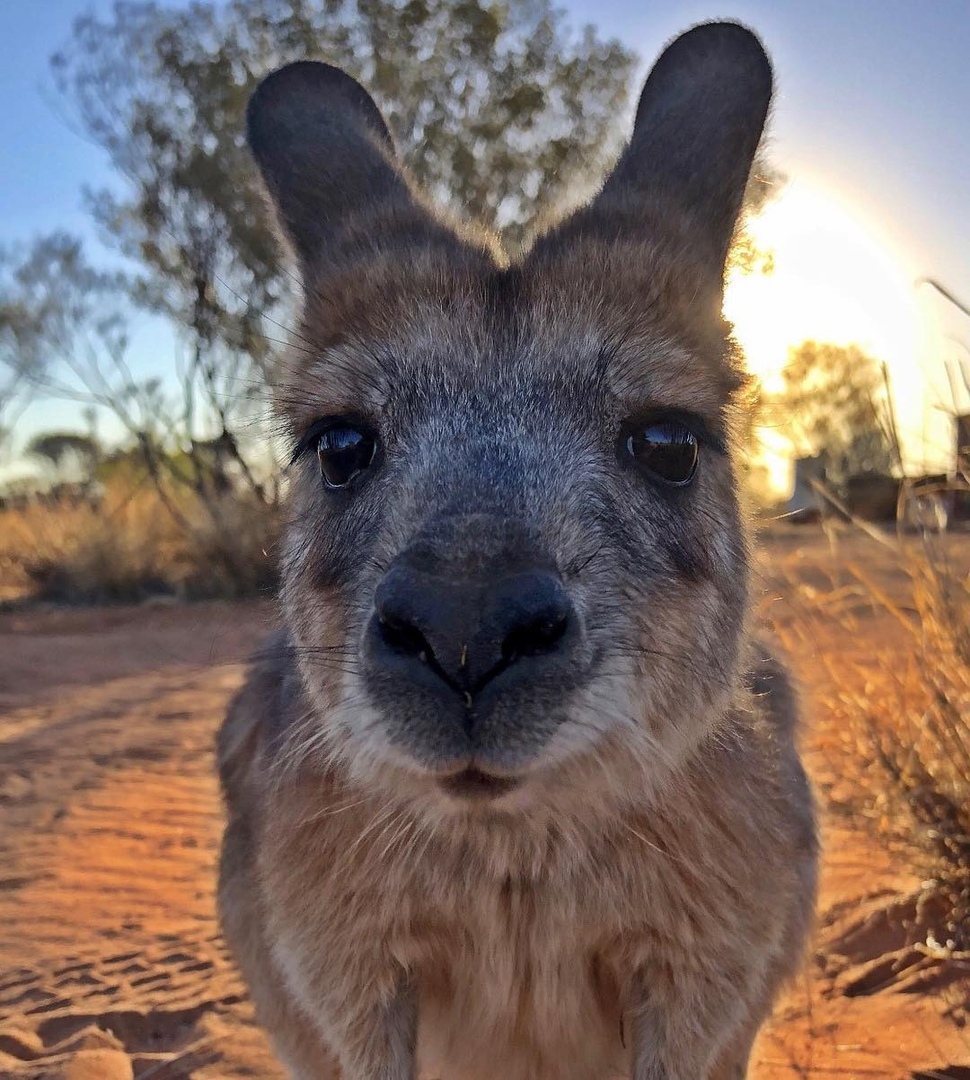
[772,520,970,953]
[0,479,279,603]
[847,535,970,949]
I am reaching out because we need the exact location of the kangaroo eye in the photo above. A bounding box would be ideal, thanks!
[625,421,698,486]
[316,425,377,488]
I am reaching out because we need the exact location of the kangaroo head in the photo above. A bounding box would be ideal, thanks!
[248,23,771,817]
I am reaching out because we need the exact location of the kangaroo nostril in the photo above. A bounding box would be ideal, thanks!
[371,563,576,701]
[501,613,571,664]
[378,614,434,663]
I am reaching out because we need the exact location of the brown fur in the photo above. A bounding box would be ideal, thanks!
[219,638,815,1080]
[218,22,818,1080]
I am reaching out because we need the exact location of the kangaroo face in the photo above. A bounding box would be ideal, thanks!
[249,29,769,810]
[278,259,749,804]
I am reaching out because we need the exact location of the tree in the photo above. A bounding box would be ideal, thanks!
[729,156,783,276]
[774,340,896,485]
[0,234,167,446]
[0,235,97,445]
[3,231,279,512]
[16,5,785,592]
[27,431,101,483]
[51,0,635,422]
[56,0,635,242]
[50,3,779,472]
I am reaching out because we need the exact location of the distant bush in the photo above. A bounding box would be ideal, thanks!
[0,479,279,604]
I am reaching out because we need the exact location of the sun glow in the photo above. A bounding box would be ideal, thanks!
[723,182,938,498]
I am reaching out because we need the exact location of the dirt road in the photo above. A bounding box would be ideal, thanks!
[0,602,284,1078]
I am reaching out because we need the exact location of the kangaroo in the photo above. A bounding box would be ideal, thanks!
[217,21,818,1080]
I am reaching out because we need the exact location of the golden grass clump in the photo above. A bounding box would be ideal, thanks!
[0,480,279,603]
[848,539,970,949]
[775,520,970,953]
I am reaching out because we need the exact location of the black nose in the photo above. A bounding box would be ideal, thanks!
[371,565,574,699]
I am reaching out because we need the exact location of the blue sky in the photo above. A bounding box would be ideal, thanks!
[578,0,970,295]
[2,1,969,469]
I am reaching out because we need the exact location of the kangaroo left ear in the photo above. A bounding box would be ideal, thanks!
[247,61,462,278]
[574,21,772,279]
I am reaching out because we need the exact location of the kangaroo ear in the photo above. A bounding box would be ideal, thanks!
[247,62,427,274]
[592,22,772,276]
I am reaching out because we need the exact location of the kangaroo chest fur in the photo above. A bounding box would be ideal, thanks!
[254,714,804,1080]
[411,869,632,1080]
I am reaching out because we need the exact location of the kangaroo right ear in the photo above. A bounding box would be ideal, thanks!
[247,62,431,274]
[556,22,772,283]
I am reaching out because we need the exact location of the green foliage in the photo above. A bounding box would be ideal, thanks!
[728,156,782,276]
[26,431,101,480]
[52,0,636,380]
[774,340,896,483]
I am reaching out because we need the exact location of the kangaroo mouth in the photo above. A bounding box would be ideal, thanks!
[437,767,520,800]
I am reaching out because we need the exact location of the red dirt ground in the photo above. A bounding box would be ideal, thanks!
[1,530,969,1078]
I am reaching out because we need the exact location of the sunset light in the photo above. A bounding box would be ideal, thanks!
[724,181,941,494]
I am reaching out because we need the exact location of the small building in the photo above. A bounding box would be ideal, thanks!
[784,456,825,521]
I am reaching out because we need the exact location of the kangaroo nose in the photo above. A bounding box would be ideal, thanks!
[372,566,573,698]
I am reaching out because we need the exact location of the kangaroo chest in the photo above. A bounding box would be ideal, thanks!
[409,871,633,1080]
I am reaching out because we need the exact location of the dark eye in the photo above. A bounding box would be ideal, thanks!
[625,421,698,486]
[316,425,377,488]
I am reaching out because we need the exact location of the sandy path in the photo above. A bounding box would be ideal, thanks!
[0,602,284,1078]
[1,540,969,1078]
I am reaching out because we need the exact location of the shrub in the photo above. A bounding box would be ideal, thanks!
[771,517,970,953]
[0,479,280,603]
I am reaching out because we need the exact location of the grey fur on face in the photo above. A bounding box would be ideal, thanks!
[279,290,748,792]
